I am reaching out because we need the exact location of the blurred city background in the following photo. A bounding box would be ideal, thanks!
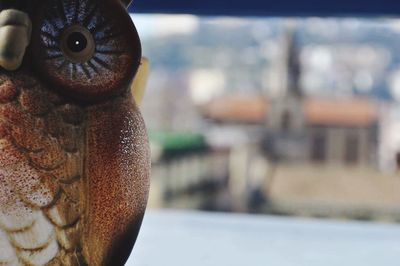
[134,16,400,222]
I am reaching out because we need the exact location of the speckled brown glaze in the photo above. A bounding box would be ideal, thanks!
[0,71,87,265]
[84,95,150,265]
[0,0,149,265]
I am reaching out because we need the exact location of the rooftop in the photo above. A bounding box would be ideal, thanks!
[202,95,378,127]
[305,98,378,127]
[202,95,268,124]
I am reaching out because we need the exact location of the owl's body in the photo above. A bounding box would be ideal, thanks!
[0,71,87,265]
[0,0,150,265]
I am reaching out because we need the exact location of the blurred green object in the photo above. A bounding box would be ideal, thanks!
[149,131,207,160]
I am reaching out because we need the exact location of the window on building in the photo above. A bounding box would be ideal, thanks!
[281,110,291,131]
[345,133,359,164]
[396,152,400,170]
[311,132,326,162]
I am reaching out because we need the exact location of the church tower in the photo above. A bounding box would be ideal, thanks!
[267,25,305,133]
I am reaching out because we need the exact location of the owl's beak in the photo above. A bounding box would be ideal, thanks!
[0,9,31,71]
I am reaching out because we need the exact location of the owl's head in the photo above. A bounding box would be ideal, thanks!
[0,0,141,104]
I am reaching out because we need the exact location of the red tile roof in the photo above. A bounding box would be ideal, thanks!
[202,95,268,123]
[202,95,378,127]
[304,98,377,127]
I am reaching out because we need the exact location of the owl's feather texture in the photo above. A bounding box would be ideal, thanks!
[0,72,86,265]
[0,0,148,265]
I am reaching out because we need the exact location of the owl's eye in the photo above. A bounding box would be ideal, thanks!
[31,0,141,103]
[60,25,95,63]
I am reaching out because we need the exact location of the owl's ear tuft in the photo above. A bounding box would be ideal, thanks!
[121,0,133,7]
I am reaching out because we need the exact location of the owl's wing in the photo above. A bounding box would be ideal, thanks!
[0,74,86,265]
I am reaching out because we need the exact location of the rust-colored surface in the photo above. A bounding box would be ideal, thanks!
[84,95,150,265]
[0,0,149,265]
[0,72,88,265]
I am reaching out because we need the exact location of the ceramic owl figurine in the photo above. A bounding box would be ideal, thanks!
[0,0,150,265]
